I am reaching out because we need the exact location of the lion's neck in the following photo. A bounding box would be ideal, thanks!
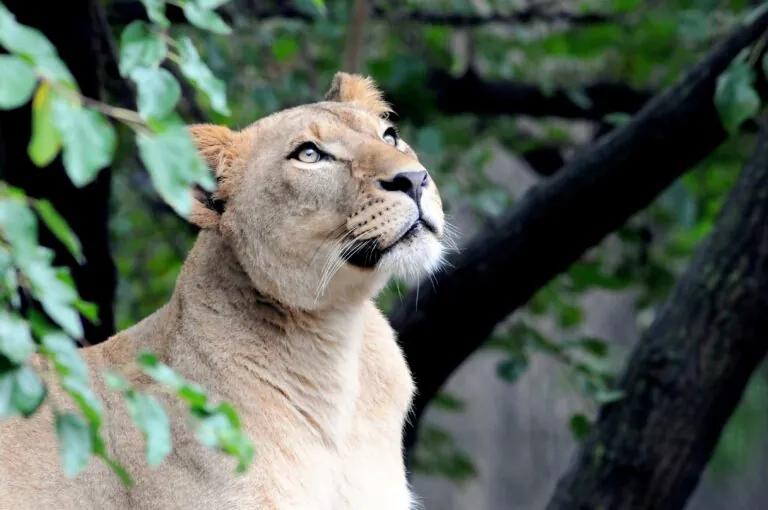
[160,231,368,444]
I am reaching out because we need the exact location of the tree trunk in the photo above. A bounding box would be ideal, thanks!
[0,0,116,344]
[545,118,768,510]
[391,9,768,461]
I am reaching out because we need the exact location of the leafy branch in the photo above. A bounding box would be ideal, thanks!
[0,0,258,483]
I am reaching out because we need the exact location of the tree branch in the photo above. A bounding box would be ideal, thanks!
[391,9,768,462]
[422,69,653,121]
[106,0,614,27]
[370,5,613,26]
[545,119,768,510]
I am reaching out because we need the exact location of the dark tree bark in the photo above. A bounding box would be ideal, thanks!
[423,69,652,121]
[391,10,768,462]
[0,0,117,344]
[545,120,768,510]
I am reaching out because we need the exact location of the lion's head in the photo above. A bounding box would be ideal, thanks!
[187,72,445,310]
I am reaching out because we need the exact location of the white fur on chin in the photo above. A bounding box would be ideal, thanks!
[377,230,444,284]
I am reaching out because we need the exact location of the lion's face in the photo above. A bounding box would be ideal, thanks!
[188,73,445,309]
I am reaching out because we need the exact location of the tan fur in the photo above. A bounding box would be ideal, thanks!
[0,72,445,510]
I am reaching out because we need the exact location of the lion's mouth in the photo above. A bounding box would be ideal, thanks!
[344,219,434,269]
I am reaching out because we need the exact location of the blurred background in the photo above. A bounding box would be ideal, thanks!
[2,0,768,508]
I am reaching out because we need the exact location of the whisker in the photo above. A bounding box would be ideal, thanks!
[312,227,380,302]
[428,273,438,292]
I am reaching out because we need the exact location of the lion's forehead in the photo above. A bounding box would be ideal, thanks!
[254,103,384,143]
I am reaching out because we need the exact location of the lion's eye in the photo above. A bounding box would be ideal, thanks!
[298,146,320,163]
[382,127,398,146]
[289,142,328,163]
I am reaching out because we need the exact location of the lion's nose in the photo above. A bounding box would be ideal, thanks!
[378,170,428,205]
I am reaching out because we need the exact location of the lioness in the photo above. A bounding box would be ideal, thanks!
[0,72,445,509]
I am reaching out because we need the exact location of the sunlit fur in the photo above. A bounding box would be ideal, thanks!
[0,72,446,510]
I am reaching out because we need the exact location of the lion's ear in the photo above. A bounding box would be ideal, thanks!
[324,72,392,117]
[188,123,238,230]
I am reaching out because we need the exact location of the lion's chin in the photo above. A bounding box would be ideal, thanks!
[376,229,444,284]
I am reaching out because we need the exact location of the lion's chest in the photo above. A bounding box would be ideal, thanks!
[333,329,416,510]
[249,318,415,510]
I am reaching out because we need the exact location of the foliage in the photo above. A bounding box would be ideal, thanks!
[0,0,255,483]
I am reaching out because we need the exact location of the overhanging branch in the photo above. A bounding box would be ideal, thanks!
[423,69,653,121]
[391,9,768,461]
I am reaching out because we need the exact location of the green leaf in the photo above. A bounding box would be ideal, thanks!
[214,402,241,428]
[564,88,592,110]
[557,304,583,328]
[271,36,300,62]
[178,382,208,408]
[763,52,768,84]
[610,0,640,12]
[104,370,132,392]
[118,21,167,77]
[85,429,123,487]
[34,53,77,88]
[28,82,62,167]
[55,412,92,478]
[0,311,35,364]
[496,356,529,384]
[52,98,116,187]
[61,376,103,428]
[135,352,253,472]
[21,252,82,338]
[603,112,631,127]
[177,37,230,115]
[136,122,215,217]
[569,413,591,441]
[136,351,185,389]
[182,2,232,35]
[194,412,254,472]
[125,392,172,466]
[97,449,133,486]
[568,337,609,358]
[27,309,56,339]
[0,5,56,58]
[308,0,327,16]
[0,193,38,260]
[0,6,76,88]
[33,199,83,264]
[195,412,229,447]
[0,371,15,417]
[74,299,99,324]
[568,261,631,291]
[12,365,46,417]
[593,388,625,404]
[0,55,37,109]
[131,67,181,120]
[715,61,761,134]
[432,392,465,412]
[291,0,326,17]
[0,246,20,309]
[42,332,88,381]
[198,0,231,8]
[140,0,170,27]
